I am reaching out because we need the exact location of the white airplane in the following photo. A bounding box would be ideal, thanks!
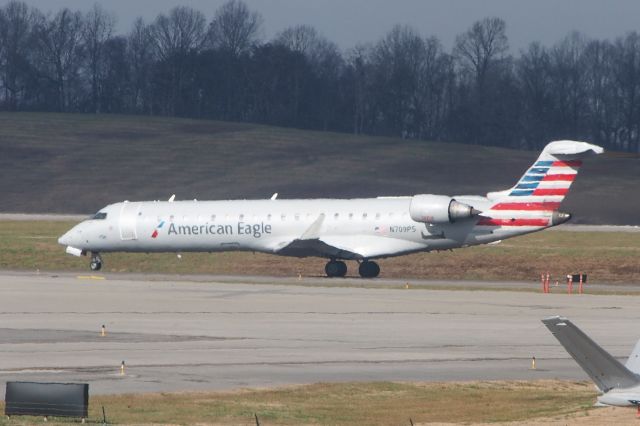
[58,140,603,277]
[543,316,640,407]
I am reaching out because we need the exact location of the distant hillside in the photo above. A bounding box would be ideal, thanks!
[0,112,637,224]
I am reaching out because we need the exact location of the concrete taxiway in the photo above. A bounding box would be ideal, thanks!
[0,271,638,397]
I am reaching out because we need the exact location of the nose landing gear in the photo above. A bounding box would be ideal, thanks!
[89,253,103,271]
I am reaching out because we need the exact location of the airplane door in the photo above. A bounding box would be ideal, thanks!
[119,202,141,240]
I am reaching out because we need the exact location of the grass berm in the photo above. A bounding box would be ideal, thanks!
[0,112,638,224]
[0,381,597,425]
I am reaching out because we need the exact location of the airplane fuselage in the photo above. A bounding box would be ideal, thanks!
[61,196,530,258]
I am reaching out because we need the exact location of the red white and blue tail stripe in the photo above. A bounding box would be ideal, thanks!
[478,140,603,228]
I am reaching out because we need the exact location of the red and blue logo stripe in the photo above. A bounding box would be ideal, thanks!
[507,160,580,197]
[151,221,165,238]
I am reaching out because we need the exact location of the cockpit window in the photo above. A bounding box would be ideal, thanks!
[91,212,107,220]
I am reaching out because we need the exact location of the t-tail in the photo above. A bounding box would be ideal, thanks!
[480,140,604,229]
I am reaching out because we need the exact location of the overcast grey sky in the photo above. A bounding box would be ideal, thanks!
[10,0,640,52]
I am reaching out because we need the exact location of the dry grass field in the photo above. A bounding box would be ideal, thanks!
[0,112,638,224]
[0,381,601,425]
[1,220,639,283]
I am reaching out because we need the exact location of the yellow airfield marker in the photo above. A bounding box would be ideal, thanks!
[76,275,106,280]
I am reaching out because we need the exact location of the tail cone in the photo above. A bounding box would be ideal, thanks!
[551,211,572,226]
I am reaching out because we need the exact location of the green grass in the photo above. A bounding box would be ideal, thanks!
[1,220,639,283]
[0,112,637,224]
[0,381,596,425]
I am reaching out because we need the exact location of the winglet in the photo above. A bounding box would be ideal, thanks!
[271,193,278,200]
[168,194,176,202]
[300,213,325,240]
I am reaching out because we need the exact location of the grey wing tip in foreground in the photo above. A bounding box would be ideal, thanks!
[542,316,640,392]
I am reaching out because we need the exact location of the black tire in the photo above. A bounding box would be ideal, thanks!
[335,261,347,277]
[325,261,343,277]
[359,261,380,278]
[90,260,102,271]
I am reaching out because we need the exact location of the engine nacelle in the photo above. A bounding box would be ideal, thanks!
[409,194,479,224]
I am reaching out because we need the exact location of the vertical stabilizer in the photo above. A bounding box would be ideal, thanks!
[481,141,603,228]
[542,316,640,392]
[489,140,603,206]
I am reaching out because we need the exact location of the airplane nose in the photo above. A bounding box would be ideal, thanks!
[58,232,70,246]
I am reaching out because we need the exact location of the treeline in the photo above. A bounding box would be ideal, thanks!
[1,1,640,151]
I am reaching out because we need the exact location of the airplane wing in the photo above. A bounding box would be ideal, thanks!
[275,234,427,259]
[542,316,640,392]
[272,214,426,259]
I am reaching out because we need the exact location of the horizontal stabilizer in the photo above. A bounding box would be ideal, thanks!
[542,316,640,392]
[540,140,604,159]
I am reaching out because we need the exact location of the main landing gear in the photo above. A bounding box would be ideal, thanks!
[358,260,380,278]
[89,253,103,271]
[325,260,347,278]
[324,259,380,278]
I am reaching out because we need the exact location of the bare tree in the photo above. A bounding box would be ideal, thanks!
[126,17,153,113]
[417,37,454,140]
[34,8,84,111]
[548,32,589,138]
[346,44,371,134]
[454,17,508,89]
[275,25,322,57]
[517,42,552,148]
[208,0,262,57]
[453,17,509,144]
[273,24,342,128]
[149,6,206,115]
[82,3,115,113]
[0,1,39,109]
[609,33,640,152]
[369,25,428,136]
[150,6,206,62]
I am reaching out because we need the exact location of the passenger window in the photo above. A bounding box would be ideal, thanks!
[375,213,381,219]
[334,213,339,219]
[281,214,286,221]
[239,214,244,220]
[349,213,354,219]
[211,214,216,221]
[267,214,272,221]
[295,214,300,221]
[362,213,367,219]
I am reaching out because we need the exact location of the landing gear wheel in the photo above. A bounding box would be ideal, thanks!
[358,261,380,278]
[90,253,103,271]
[325,260,347,278]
